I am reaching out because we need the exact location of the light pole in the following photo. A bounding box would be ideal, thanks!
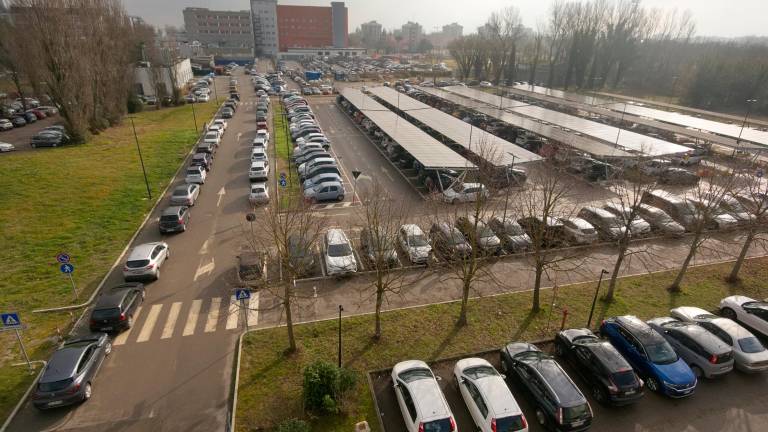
[502,152,517,220]
[337,305,344,368]
[190,99,199,135]
[587,269,609,328]
[736,99,758,154]
[129,117,152,200]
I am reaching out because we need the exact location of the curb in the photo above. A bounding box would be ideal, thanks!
[0,361,46,432]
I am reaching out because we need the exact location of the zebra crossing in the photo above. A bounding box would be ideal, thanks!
[111,293,260,347]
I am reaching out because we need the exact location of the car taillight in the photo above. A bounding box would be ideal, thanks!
[491,418,497,432]
[178,218,184,224]
[67,382,81,395]
[450,417,456,432]
[556,407,563,425]
[418,423,424,432]
[521,415,527,429]
[146,263,155,269]
[119,313,126,321]
[89,319,96,326]
[607,378,619,393]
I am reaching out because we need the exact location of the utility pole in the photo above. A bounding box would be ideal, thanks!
[129,117,152,200]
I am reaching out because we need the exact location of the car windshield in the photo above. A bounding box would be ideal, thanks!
[125,259,150,268]
[448,230,466,245]
[422,419,452,432]
[186,169,200,175]
[327,243,352,257]
[205,133,217,139]
[504,222,524,235]
[563,403,590,422]
[738,337,766,354]
[92,308,120,320]
[173,189,188,196]
[408,234,429,247]
[494,415,526,432]
[611,370,637,387]
[398,367,433,382]
[478,226,495,239]
[646,342,678,364]
[463,365,497,379]
[38,378,73,393]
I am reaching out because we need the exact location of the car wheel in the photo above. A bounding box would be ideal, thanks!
[645,376,659,392]
[592,386,606,403]
[104,342,112,356]
[337,194,344,202]
[691,365,704,378]
[535,408,547,426]
[82,383,92,401]
[721,307,737,320]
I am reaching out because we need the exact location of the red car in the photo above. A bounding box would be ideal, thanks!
[256,120,268,130]
[27,109,46,120]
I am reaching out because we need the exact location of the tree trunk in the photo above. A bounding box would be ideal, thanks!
[669,234,700,292]
[457,278,471,327]
[11,71,27,112]
[532,264,543,312]
[374,285,384,339]
[284,284,296,352]
[605,241,628,301]
[728,229,755,282]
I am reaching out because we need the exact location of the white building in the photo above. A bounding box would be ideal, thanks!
[250,0,278,57]
[134,59,193,97]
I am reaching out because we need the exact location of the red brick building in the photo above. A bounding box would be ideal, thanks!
[275,2,348,52]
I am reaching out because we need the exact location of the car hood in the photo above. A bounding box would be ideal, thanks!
[479,236,501,248]
[654,358,696,385]
[408,245,432,258]
[326,254,355,270]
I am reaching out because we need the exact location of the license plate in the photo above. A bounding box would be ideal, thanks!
[100,327,112,331]
[571,420,585,427]
[624,389,636,395]
[47,400,63,407]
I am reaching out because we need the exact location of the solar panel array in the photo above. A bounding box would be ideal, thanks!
[367,86,541,166]
[445,86,691,157]
[418,86,632,158]
[340,88,474,170]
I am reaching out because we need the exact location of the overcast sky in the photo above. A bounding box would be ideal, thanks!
[123,0,767,38]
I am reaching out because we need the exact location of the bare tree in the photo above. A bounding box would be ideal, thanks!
[727,164,768,282]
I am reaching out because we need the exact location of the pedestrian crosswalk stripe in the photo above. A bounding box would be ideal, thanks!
[204,297,221,333]
[246,293,259,327]
[161,302,182,339]
[183,299,202,336]
[113,306,142,346]
[226,295,240,330]
[136,304,163,343]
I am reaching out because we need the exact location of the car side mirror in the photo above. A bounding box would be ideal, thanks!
[460,377,467,383]
[435,375,442,381]
[500,374,506,380]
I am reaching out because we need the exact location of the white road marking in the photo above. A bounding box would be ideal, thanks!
[113,306,143,346]
[217,186,226,207]
[226,295,240,330]
[200,239,210,255]
[161,302,182,339]
[182,299,202,336]
[246,292,259,327]
[204,297,222,333]
[136,304,163,343]
[193,258,215,281]
[236,132,242,141]
[381,166,395,181]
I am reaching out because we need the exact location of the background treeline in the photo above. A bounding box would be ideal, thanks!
[449,0,768,115]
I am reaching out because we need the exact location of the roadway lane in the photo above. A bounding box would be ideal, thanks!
[8,70,260,432]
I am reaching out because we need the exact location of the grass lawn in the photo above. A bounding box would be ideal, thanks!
[271,103,301,209]
[0,101,218,422]
[236,256,768,431]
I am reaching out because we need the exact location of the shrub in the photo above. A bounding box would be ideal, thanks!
[277,418,310,432]
[302,360,356,415]
[127,94,143,113]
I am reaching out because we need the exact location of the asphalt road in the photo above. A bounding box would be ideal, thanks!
[7,70,260,432]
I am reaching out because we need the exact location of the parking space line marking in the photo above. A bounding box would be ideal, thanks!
[204,297,222,333]
[113,306,143,346]
[161,302,182,339]
[183,299,203,336]
[246,292,259,327]
[226,295,240,330]
[136,304,163,343]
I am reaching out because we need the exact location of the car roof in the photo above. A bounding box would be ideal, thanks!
[95,286,133,308]
[315,181,343,188]
[173,184,193,192]
[614,315,666,345]
[251,182,267,190]
[42,344,89,382]
[128,242,164,259]
[658,319,732,353]
[326,228,349,245]
[161,206,184,216]
[401,224,424,236]
[582,206,615,218]
[564,217,594,230]
[511,347,584,406]
[670,306,717,321]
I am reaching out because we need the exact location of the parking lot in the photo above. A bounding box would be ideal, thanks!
[0,115,60,151]
[371,342,768,432]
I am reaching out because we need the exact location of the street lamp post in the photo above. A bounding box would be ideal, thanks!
[190,100,198,135]
[337,305,344,368]
[736,99,758,154]
[129,117,152,200]
[587,269,610,328]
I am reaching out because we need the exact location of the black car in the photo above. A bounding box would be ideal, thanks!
[555,328,645,406]
[33,334,111,409]
[360,227,399,268]
[159,206,190,234]
[191,152,213,171]
[229,92,240,101]
[428,222,471,260]
[10,115,26,127]
[196,142,216,155]
[501,342,593,432]
[287,234,316,276]
[518,216,567,248]
[237,251,265,285]
[23,111,37,123]
[89,283,145,332]
[221,107,234,119]
[256,113,268,122]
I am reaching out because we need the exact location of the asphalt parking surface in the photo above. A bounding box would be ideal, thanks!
[0,115,60,151]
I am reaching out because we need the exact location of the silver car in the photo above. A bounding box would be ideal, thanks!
[170,183,200,206]
[398,224,432,264]
[603,203,652,236]
[122,242,170,281]
[324,228,357,276]
[636,204,686,236]
[647,317,734,379]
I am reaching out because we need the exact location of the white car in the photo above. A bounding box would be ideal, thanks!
[185,166,207,184]
[392,360,456,432]
[197,93,210,102]
[203,131,221,147]
[671,306,768,373]
[324,228,357,276]
[720,296,768,338]
[443,182,488,204]
[249,161,269,181]
[479,81,493,87]
[560,217,598,245]
[0,119,13,131]
[212,119,228,131]
[122,242,169,281]
[251,148,268,163]
[454,358,527,432]
[207,124,224,137]
[252,136,268,150]
[249,182,269,204]
[0,142,16,152]
[255,129,270,144]
[398,224,432,264]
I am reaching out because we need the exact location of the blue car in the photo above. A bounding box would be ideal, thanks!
[601,315,697,398]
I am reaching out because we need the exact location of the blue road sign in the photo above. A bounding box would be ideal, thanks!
[1,313,21,328]
[279,178,288,187]
[60,263,74,274]
[279,172,287,179]
[235,289,251,301]
[56,253,71,264]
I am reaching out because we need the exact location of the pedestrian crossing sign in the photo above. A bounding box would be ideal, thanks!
[1,313,21,329]
[235,289,251,301]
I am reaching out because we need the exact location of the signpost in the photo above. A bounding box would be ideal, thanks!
[60,262,77,301]
[56,253,71,264]
[757,168,764,178]
[351,170,362,204]
[2,312,31,370]
[235,289,251,328]
[279,178,287,187]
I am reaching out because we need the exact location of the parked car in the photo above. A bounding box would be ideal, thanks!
[303,172,341,191]
[602,203,651,236]
[635,204,685,236]
[601,315,697,398]
[429,222,471,260]
[255,129,270,144]
[31,130,70,148]
[443,182,488,204]
[324,228,357,276]
[159,206,190,234]
[720,296,768,338]
[247,182,269,205]
[191,152,213,171]
[641,190,697,229]
[555,328,644,405]
[398,224,432,264]
[196,142,216,155]
[392,360,456,432]
[687,197,739,229]
[203,131,221,147]
[185,165,207,184]
[670,306,768,373]
[302,165,341,183]
[488,216,532,253]
[250,147,268,163]
[288,234,316,276]
[454,357,528,432]
[517,216,567,248]
[713,194,755,223]
[304,180,345,202]
[249,161,269,181]
[122,242,170,281]
[659,167,699,185]
[0,142,16,152]
[360,227,399,268]
[32,334,111,410]
[0,119,13,131]
[207,124,224,137]
[298,157,336,177]
[559,217,598,245]
[10,116,26,127]
[500,342,592,431]
[221,107,234,118]
[89,283,145,333]
[23,111,37,123]
[577,207,626,241]
[647,317,734,378]
[456,216,502,255]
[170,183,200,206]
